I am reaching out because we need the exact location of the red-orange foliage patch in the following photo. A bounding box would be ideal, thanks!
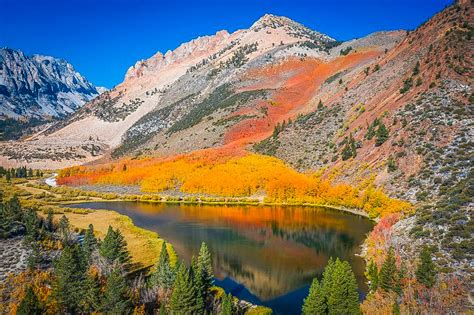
[224,51,380,147]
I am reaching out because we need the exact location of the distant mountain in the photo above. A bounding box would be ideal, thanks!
[0,47,105,119]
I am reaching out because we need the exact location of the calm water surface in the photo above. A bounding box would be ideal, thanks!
[68,202,373,314]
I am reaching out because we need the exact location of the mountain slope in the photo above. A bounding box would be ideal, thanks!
[4,3,472,310]
[0,15,335,166]
[0,48,104,119]
[3,14,403,168]
[45,14,339,149]
[257,3,472,202]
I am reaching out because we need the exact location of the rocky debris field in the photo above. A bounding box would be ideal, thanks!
[0,237,29,282]
[0,138,109,169]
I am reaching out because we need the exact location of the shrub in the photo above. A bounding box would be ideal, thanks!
[400,78,413,94]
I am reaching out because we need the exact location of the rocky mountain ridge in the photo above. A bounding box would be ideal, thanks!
[0,47,105,120]
[5,13,342,165]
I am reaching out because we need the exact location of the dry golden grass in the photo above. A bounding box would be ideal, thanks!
[16,182,60,197]
[48,210,175,269]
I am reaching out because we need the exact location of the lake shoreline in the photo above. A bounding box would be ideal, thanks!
[59,198,372,219]
[44,177,373,220]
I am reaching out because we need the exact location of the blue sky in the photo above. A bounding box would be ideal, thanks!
[1,0,452,88]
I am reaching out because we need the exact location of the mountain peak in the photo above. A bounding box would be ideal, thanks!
[251,14,300,31]
[250,14,335,43]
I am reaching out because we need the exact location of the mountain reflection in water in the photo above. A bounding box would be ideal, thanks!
[68,202,373,314]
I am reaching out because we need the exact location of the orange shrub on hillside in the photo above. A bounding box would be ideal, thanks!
[58,153,412,218]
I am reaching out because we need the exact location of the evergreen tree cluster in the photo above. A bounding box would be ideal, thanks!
[33,223,222,314]
[272,120,290,138]
[50,224,133,314]
[0,193,41,239]
[165,242,215,314]
[365,247,404,296]
[4,197,236,314]
[99,226,131,267]
[302,258,360,315]
[341,133,357,161]
[365,118,389,146]
[365,246,438,311]
[416,246,436,288]
[0,166,43,181]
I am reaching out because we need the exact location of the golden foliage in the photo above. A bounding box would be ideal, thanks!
[58,153,412,218]
[0,270,58,314]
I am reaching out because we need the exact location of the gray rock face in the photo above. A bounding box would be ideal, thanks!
[0,47,105,119]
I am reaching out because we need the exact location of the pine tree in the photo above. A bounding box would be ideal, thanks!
[83,224,98,264]
[5,194,21,222]
[58,215,70,244]
[197,242,214,298]
[341,142,353,161]
[27,241,42,270]
[318,257,336,314]
[24,208,39,240]
[416,246,436,288]
[375,123,389,146]
[191,257,205,313]
[45,208,55,232]
[35,170,41,177]
[149,242,175,289]
[413,61,420,76]
[366,260,379,292]
[83,268,102,313]
[220,293,233,315]
[17,286,42,315]
[53,244,87,313]
[399,261,407,288]
[5,170,11,181]
[169,263,198,314]
[327,259,360,315]
[0,199,12,237]
[103,267,130,314]
[379,247,399,292]
[302,278,325,315]
[100,226,131,267]
[28,168,34,177]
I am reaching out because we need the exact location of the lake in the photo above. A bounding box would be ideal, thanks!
[68,201,373,314]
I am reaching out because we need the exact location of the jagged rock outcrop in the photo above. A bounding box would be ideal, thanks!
[0,48,105,119]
